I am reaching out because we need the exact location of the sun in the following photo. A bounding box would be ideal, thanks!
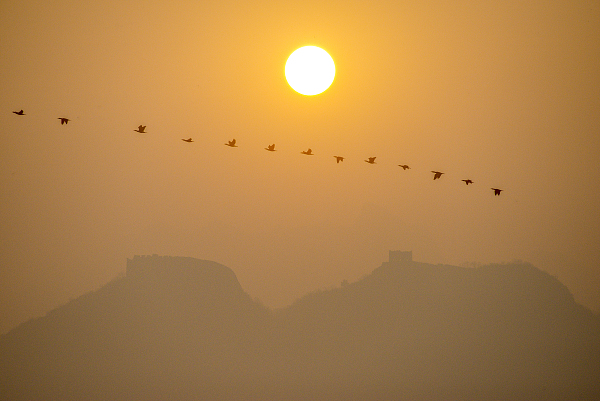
[285,46,335,96]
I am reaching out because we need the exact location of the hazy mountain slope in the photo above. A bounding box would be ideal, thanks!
[274,261,600,400]
[1,257,598,401]
[0,257,271,401]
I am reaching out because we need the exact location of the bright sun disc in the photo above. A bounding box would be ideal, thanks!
[285,46,335,96]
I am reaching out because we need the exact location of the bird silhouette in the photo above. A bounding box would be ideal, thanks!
[225,139,237,147]
[58,117,70,125]
[431,171,444,180]
[365,157,376,164]
[398,165,410,170]
[182,138,193,142]
[265,144,276,151]
[492,188,503,196]
[333,156,345,163]
[301,148,313,155]
[134,125,146,133]
[462,179,473,185]
[13,110,25,115]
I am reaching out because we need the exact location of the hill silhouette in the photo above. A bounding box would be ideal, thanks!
[1,254,599,401]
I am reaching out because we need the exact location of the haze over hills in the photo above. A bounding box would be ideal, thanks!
[1,253,599,401]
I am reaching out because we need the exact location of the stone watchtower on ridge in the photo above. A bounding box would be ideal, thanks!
[389,250,412,264]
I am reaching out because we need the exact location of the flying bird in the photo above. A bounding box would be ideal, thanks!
[182,138,193,142]
[225,139,237,147]
[301,148,313,155]
[58,118,70,125]
[13,110,25,115]
[265,144,276,151]
[333,156,345,163]
[365,157,376,164]
[462,179,473,185]
[398,165,410,170]
[134,125,146,133]
[492,188,503,196]
[431,171,444,180]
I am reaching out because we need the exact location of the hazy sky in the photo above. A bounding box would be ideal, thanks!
[1,0,599,334]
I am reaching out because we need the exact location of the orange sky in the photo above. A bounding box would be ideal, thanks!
[1,0,599,334]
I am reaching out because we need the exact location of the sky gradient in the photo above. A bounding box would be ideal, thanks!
[1,0,599,334]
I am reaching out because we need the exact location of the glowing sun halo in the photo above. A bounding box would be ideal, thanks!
[285,46,335,96]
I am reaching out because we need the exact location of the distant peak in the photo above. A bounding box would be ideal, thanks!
[126,255,243,293]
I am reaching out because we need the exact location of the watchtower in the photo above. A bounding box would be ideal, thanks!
[389,250,412,264]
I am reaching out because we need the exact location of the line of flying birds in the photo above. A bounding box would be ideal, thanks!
[12,109,503,196]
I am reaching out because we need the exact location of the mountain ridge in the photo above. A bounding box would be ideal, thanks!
[1,254,599,401]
